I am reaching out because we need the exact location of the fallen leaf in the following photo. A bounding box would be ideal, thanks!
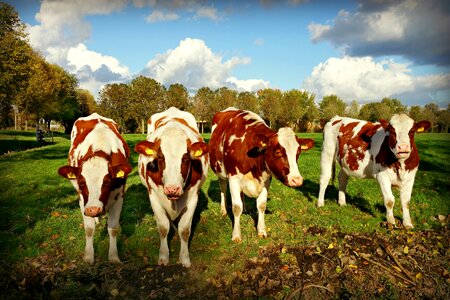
[336,266,342,274]
[51,212,61,217]
[438,215,446,222]
[403,246,409,254]
[110,288,119,297]
[328,243,334,249]
[415,273,423,280]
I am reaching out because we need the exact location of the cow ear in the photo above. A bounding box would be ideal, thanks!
[297,138,314,151]
[415,120,431,133]
[190,142,209,159]
[113,164,132,178]
[247,134,269,157]
[379,119,389,130]
[58,166,78,180]
[135,141,158,157]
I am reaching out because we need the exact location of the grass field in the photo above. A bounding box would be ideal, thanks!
[0,130,449,298]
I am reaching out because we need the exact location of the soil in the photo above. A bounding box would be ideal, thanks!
[1,224,449,299]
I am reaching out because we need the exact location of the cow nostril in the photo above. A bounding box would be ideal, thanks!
[289,177,303,187]
[85,206,103,217]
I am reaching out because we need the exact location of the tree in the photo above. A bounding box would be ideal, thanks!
[296,91,319,132]
[128,76,165,133]
[163,83,189,111]
[98,83,130,132]
[0,3,33,128]
[214,87,237,112]
[380,97,407,115]
[191,87,215,133]
[258,88,283,127]
[319,95,346,123]
[437,104,450,133]
[422,103,440,133]
[409,105,423,122]
[346,100,360,119]
[235,91,259,113]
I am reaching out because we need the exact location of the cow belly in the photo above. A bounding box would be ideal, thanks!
[339,154,374,179]
[234,171,269,198]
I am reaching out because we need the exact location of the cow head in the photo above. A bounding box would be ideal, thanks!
[380,114,431,160]
[135,133,209,201]
[250,127,314,187]
[58,158,132,217]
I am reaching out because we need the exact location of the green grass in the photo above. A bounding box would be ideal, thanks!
[0,131,449,279]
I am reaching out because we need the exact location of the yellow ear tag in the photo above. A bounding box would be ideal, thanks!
[194,149,203,157]
[67,172,76,179]
[116,170,125,178]
[417,127,424,133]
[145,148,154,155]
[260,142,267,147]
[301,145,309,150]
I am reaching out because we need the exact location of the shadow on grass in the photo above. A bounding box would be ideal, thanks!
[299,179,378,217]
[207,178,273,234]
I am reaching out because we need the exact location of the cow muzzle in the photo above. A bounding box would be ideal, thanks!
[396,143,410,159]
[164,184,183,201]
[287,176,303,188]
[84,206,103,217]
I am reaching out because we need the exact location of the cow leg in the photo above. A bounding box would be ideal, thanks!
[399,178,415,229]
[318,154,335,207]
[256,186,269,238]
[219,177,228,216]
[377,174,396,225]
[106,193,123,263]
[177,192,199,268]
[150,197,171,265]
[229,177,243,242]
[338,170,349,206]
[80,200,96,264]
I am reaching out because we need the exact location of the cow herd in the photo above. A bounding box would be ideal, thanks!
[58,107,430,267]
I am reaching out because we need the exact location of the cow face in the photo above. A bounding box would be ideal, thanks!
[135,135,209,201]
[58,158,132,217]
[381,114,431,160]
[252,128,314,187]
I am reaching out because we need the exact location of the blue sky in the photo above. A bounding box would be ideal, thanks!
[7,0,450,107]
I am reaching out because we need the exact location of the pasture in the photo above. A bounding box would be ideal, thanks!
[0,130,449,298]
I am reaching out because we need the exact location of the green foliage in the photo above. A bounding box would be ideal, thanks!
[163,83,189,111]
[319,94,346,122]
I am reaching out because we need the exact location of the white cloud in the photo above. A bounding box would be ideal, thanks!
[309,0,450,66]
[303,56,450,106]
[142,38,259,91]
[146,10,179,23]
[194,6,219,21]
[226,77,269,92]
[303,56,413,102]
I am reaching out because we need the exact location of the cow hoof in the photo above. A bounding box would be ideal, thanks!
[158,258,169,266]
[232,236,242,243]
[258,231,267,238]
[109,256,121,264]
[83,255,95,265]
[403,223,414,230]
[338,201,346,206]
[180,260,191,268]
[317,202,324,208]
[221,208,227,216]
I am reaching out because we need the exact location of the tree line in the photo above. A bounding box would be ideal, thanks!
[1,2,449,135]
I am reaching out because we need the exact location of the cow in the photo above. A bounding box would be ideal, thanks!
[58,113,132,264]
[317,114,431,229]
[134,107,209,268]
[209,107,314,242]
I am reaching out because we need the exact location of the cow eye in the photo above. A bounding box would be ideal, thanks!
[274,150,283,158]
[147,160,158,172]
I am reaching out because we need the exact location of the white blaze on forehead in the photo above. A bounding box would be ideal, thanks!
[71,119,126,166]
[160,127,188,186]
[277,128,301,177]
[389,114,414,145]
[81,156,109,208]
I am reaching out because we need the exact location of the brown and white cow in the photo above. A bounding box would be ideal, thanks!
[58,113,132,264]
[209,107,314,242]
[317,114,431,228]
[135,107,209,268]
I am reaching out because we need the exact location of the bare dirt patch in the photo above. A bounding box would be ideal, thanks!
[1,224,448,299]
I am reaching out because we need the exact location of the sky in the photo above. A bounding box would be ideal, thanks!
[7,0,450,107]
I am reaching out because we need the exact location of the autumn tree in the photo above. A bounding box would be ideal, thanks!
[235,91,259,113]
[214,87,237,112]
[346,100,360,119]
[319,95,346,123]
[163,83,189,111]
[98,83,130,132]
[128,76,165,133]
[191,87,215,133]
[0,3,33,128]
[258,88,283,127]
